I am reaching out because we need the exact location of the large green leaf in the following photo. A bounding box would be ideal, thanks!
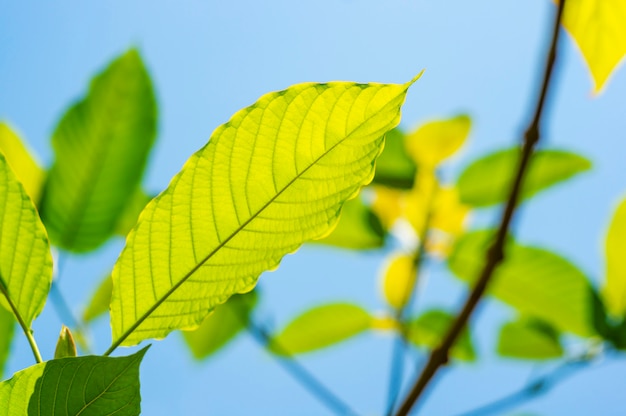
[0,308,14,378]
[407,309,476,362]
[316,196,385,249]
[372,128,416,189]
[0,153,53,329]
[448,230,594,336]
[497,317,563,360]
[269,303,372,355]
[110,78,416,347]
[457,149,591,207]
[603,197,626,317]
[0,122,45,202]
[183,291,258,359]
[0,348,147,416]
[39,49,157,252]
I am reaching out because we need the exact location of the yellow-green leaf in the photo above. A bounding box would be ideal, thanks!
[404,114,470,167]
[561,0,626,93]
[115,188,154,237]
[0,348,147,416]
[381,253,416,310]
[269,303,371,355]
[83,274,113,323]
[603,197,626,317]
[448,230,594,336]
[373,128,416,189]
[457,149,591,207]
[110,78,416,347]
[182,291,257,360]
[39,49,157,252]
[407,309,475,362]
[316,196,385,249]
[0,122,45,202]
[497,317,563,360]
[0,308,14,378]
[0,153,53,329]
[54,326,77,359]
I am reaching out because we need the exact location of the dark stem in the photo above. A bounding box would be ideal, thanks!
[246,318,361,416]
[394,2,568,415]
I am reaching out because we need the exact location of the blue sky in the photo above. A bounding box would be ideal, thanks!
[2,0,626,414]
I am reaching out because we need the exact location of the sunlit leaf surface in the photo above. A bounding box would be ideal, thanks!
[407,309,475,361]
[111,79,415,346]
[561,0,626,93]
[449,230,594,336]
[0,154,52,329]
[270,303,371,355]
[603,197,626,317]
[381,253,416,309]
[0,122,45,202]
[404,114,470,167]
[39,49,157,252]
[0,348,147,416]
[0,308,13,378]
[457,148,591,207]
[497,317,563,360]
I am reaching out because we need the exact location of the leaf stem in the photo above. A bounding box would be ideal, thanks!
[246,317,361,416]
[394,2,568,414]
[0,274,43,364]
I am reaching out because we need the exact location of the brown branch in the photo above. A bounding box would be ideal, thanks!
[394,2,569,415]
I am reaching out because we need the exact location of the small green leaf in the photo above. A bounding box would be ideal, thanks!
[0,347,148,416]
[39,49,157,252]
[110,78,417,347]
[0,122,45,202]
[497,317,563,360]
[316,196,385,249]
[0,153,53,329]
[83,274,113,323]
[0,308,14,378]
[183,291,258,359]
[381,253,417,310]
[457,149,591,207]
[448,230,594,336]
[54,325,77,359]
[270,303,371,355]
[372,128,417,189]
[603,197,626,317]
[407,309,476,362]
[404,114,471,167]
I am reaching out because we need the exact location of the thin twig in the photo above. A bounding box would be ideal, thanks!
[0,274,43,363]
[246,317,361,416]
[394,2,569,414]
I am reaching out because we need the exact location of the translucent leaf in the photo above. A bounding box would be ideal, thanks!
[0,154,53,329]
[0,122,45,202]
[371,186,405,230]
[372,128,416,189]
[269,303,372,355]
[448,230,594,336]
[0,347,147,416]
[0,308,14,378]
[404,114,471,167]
[182,291,258,360]
[497,317,563,360]
[407,309,475,361]
[39,49,157,252]
[561,0,626,93]
[54,326,77,359]
[110,78,416,346]
[115,188,153,237]
[316,196,385,249]
[603,197,626,317]
[457,149,591,207]
[83,274,113,323]
[381,253,416,309]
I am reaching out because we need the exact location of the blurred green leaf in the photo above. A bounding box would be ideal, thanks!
[457,149,591,207]
[270,303,372,355]
[404,114,470,167]
[115,188,153,237]
[0,347,147,415]
[316,197,385,249]
[83,274,113,323]
[0,308,14,378]
[407,309,476,362]
[372,128,416,189]
[448,230,594,336]
[381,253,416,310]
[183,291,258,360]
[497,317,563,360]
[39,49,157,252]
[0,122,45,202]
[603,197,626,317]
